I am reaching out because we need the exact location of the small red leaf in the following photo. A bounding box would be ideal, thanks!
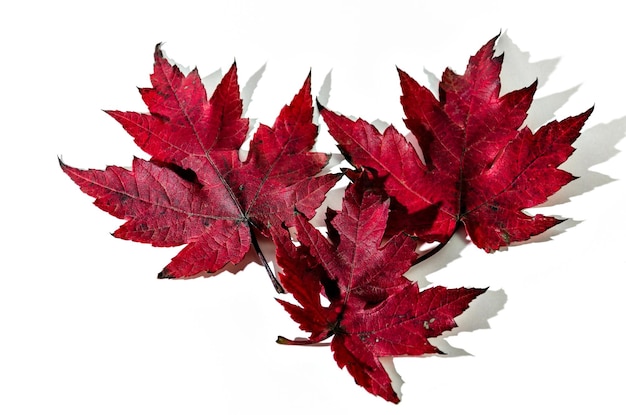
[276,176,486,402]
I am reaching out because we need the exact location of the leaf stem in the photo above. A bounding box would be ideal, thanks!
[276,336,331,346]
[412,222,462,266]
[412,240,447,266]
[250,228,285,294]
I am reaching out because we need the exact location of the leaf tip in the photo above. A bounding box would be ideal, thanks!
[276,336,290,345]
[157,269,175,279]
[475,286,489,297]
[154,42,165,57]
[555,217,568,226]
[530,78,539,90]
[488,32,501,48]
[315,98,326,112]
[396,66,409,79]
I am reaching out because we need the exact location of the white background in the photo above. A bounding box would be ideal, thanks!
[2,1,625,413]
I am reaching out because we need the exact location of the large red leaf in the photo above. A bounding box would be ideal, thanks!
[321,35,593,251]
[61,44,339,289]
[275,177,486,402]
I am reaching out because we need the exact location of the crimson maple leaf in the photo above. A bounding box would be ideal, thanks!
[275,176,486,402]
[60,44,339,291]
[320,35,593,251]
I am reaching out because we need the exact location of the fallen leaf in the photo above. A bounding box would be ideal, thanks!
[321,35,592,251]
[275,176,485,402]
[61,44,339,290]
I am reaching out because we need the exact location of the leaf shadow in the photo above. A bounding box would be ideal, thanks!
[495,30,561,95]
[315,70,333,125]
[526,86,580,130]
[196,234,278,283]
[242,63,267,115]
[195,250,256,278]
[309,176,347,228]
[201,68,223,96]
[550,117,626,204]
[431,289,507,357]
[405,227,470,288]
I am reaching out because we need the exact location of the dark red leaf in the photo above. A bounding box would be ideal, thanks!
[61,44,339,288]
[321,35,592,251]
[276,176,486,402]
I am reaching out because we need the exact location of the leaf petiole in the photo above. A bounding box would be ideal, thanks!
[250,228,285,294]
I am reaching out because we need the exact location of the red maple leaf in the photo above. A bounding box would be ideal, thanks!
[60,44,339,291]
[320,35,593,251]
[275,176,486,402]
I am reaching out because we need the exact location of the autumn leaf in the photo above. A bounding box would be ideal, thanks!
[320,35,593,251]
[60,44,339,291]
[275,176,486,402]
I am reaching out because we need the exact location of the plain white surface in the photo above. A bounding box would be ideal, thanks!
[2,1,625,413]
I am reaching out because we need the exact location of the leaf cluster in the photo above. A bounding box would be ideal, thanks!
[60,35,592,403]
